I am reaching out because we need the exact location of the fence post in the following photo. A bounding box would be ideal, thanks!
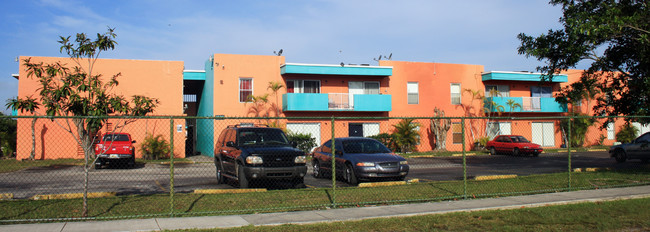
[169,118,175,217]
[566,116,573,191]
[330,117,336,208]
[462,118,467,200]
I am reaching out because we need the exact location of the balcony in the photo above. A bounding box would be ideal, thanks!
[282,93,391,112]
[485,97,567,113]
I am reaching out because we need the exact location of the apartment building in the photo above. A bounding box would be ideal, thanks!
[13,53,627,159]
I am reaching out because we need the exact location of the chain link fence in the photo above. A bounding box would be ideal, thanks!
[0,115,649,222]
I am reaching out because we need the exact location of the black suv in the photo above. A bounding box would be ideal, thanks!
[214,124,308,188]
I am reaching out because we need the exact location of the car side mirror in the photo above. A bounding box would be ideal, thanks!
[291,141,298,148]
[132,140,136,144]
[226,141,235,147]
[335,150,343,156]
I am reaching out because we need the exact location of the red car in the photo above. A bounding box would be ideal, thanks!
[94,133,136,169]
[485,135,543,157]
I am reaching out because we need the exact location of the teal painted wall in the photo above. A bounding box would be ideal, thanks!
[354,94,391,111]
[283,93,329,111]
[486,97,567,113]
[196,59,215,157]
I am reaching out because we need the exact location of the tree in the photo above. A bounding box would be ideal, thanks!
[0,112,17,158]
[267,81,284,118]
[392,119,420,153]
[6,28,158,217]
[518,0,650,124]
[430,107,451,150]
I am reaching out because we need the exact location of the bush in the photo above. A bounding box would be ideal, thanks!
[139,133,171,160]
[286,132,317,153]
[368,133,398,151]
[616,123,639,144]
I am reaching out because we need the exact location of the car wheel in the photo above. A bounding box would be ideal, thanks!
[292,177,306,189]
[215,161,224,184]
[512,148,520,156]
[129,156,136,168]
[532,152,540,157]
[614,150,627,163]
[312,160,323,178]
[237,164,249,188]
[345,163,358,185]
[489,147,497,156]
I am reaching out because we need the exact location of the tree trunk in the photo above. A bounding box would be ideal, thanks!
[74,118,93,218]
[431,108,451,150]
[30,118,36,160]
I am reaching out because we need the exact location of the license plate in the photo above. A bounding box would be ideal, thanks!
[109,154,119,159]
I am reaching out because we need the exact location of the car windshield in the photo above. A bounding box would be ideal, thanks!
[237,129,289,146]
[510,136,529,143]
[103,134,130,142]
[342,139,391,154]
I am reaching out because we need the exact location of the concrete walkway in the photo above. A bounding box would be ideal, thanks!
[1,185,649,232]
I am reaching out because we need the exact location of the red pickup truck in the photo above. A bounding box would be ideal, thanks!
[94,133,136,169]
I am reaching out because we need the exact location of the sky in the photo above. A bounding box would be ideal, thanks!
[0,0,569,115]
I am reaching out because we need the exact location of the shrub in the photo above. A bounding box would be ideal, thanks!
[368,133,398,151]
[286,132,317,153]
[140,133,171,160]
[616,123,639,144]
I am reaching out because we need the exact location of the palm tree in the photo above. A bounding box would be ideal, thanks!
[392,119,420,153]
[505,99,522,117]
[245,94,270,123]
[267,81,284,118]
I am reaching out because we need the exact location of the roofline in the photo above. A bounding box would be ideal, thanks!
[282,63,391,69]
[482,71,568,77]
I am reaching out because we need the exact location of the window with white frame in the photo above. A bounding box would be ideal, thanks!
[485,85,510,97]
[607,122,615,140]
[364,82,380,94]
[239,78,253,102]
[286,80,320,93]
[407,82,419,104]
[451,83,461,105]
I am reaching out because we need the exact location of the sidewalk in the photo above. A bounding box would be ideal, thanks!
[1,185,649,232]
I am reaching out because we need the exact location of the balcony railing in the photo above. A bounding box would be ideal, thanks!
[485,97,567,113]
[283,93,391,112]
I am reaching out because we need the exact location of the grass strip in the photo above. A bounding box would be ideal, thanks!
[1,168,649,223]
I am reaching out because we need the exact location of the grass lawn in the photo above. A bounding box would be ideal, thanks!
[1,167,649,223]
[189,197,650,232]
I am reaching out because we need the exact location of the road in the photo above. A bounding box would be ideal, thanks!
[0,151,645,199]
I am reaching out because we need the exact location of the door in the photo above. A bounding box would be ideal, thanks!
[348,82,364,109]
[349,123,363,137]
[532,122,555,147]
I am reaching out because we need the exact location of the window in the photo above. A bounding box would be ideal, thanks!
[239,78,253,102]
[407,82,419,104]
[287,80,320,93]
[451,83,461,105]
[452,122,462,144]
[364,82,380,95]
[607,123,615,140]
[530,86,552,98]
[485,85,510,97]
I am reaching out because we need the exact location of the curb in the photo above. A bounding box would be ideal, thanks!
[193,189,267,194]
[357,179,419,188]
[30,192,116,200]
[573,167,613,172]
[0,193,13,200]
[475,174,517,181]
[452,153,476,157]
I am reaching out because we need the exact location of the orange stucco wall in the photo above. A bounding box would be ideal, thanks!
[15,56,185,160]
